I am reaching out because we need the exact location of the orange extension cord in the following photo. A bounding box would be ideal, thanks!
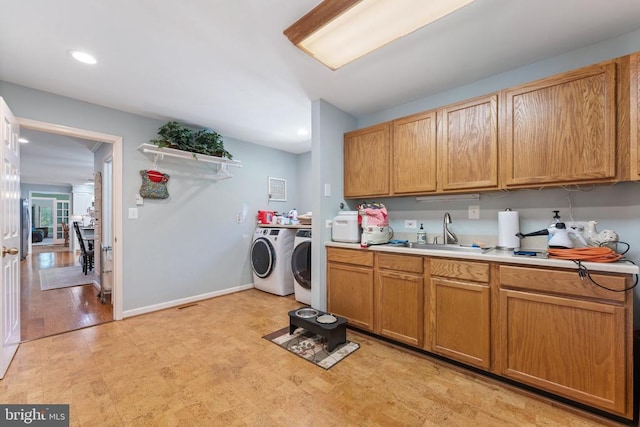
[547,247,622,262]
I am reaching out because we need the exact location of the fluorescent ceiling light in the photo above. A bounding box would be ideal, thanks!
[69,50,97,65]
[284,0,475,70]
[416,193,480,202]
[18,138,29,143]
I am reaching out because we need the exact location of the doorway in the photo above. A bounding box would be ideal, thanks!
[17,118,123,341]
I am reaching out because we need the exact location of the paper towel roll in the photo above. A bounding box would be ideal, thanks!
[497,210,520,250]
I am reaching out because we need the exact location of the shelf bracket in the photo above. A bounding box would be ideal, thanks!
[152,153,161,170]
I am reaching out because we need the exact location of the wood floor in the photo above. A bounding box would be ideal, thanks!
[20,250,112,341]
[2,288,626,426]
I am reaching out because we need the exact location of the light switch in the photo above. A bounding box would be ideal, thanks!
[128,208,139,219]
[324,184,331,197]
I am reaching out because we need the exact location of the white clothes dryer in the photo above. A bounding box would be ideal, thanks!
[291,228,312,305]
[251,227,295,296]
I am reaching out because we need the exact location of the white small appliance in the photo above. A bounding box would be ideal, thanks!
[250,227,295,295]
[291,228,312,305]
[332,211,359,243]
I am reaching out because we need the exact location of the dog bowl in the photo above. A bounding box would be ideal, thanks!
[295,308,319,318]
[316,314,338,324]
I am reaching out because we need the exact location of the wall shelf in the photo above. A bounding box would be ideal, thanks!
[137,143,242,180]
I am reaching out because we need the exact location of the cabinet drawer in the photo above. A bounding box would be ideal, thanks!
[430,259,489,282]
[499,265,627,302]
[327,247,374,267]
[377,253,423,273]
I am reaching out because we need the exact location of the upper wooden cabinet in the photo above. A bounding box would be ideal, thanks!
[344,53,637,198]
[500,60,618,187]
[631,52,640,180]
[438,94,499,191]
[344,123,390,198]
[391,111,437,195]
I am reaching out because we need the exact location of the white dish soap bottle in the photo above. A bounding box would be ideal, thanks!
[417,223,427,244]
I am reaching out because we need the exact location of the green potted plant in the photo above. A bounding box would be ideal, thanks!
[149,121,233,159]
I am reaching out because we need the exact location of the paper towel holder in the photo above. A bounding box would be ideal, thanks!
[496,208,520,251]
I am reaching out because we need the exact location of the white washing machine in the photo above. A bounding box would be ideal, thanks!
[251,227,295,296]
[291,228,312,305]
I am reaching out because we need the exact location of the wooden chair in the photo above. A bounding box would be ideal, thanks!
[62,223,70,246]
[73,221,94,274]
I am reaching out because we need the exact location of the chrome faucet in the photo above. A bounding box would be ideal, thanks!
[443,212,458,244]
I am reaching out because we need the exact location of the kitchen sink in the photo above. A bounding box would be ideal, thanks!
[404,242,493,254]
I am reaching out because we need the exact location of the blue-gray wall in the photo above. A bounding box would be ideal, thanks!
[311,99,356,310]
[1,81,305,313]
[296,151,312,214]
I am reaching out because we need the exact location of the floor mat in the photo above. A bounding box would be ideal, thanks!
[39,266,97,291]
[263,326,359,369]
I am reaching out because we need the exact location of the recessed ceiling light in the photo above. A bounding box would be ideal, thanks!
[68,50,97,65]
[297,128,309,136]
[18,138,29,143]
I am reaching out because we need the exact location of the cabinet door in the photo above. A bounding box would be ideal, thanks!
[497,289,628,417]
[429,277,490,369]
[501,61,617,187]
[327,263,374,331]
[631,53,640,179]
[344,123,390,198]
[438,94,498,191]
[392,111,437,194]
[376,270,424,347]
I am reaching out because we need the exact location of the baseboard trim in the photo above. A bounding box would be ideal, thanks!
[123,284,254,318]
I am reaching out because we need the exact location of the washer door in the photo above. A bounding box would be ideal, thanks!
[291,241,311,289]
[251,237,275,278]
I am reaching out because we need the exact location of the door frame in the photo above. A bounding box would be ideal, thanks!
[29,196,57,244]
[17,118,124,320]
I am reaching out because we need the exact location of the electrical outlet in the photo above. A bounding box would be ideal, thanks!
[405,220,417,229]
[468,205,480,219]
[326,219,332,229]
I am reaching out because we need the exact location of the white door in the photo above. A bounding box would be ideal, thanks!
[54,200,70,244]
[0,97,21,378]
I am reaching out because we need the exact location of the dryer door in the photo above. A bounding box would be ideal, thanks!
[251,237,275,278]
[291,240,311,289]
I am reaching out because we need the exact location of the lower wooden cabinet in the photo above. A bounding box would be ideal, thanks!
[327,248,374,331]
[326,247,634,419]
[375,254,424,347]
[497,265,632,418]
[429,277,490,369]
[428,259,491,369]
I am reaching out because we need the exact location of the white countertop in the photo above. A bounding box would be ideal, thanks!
[326,241,639,275]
